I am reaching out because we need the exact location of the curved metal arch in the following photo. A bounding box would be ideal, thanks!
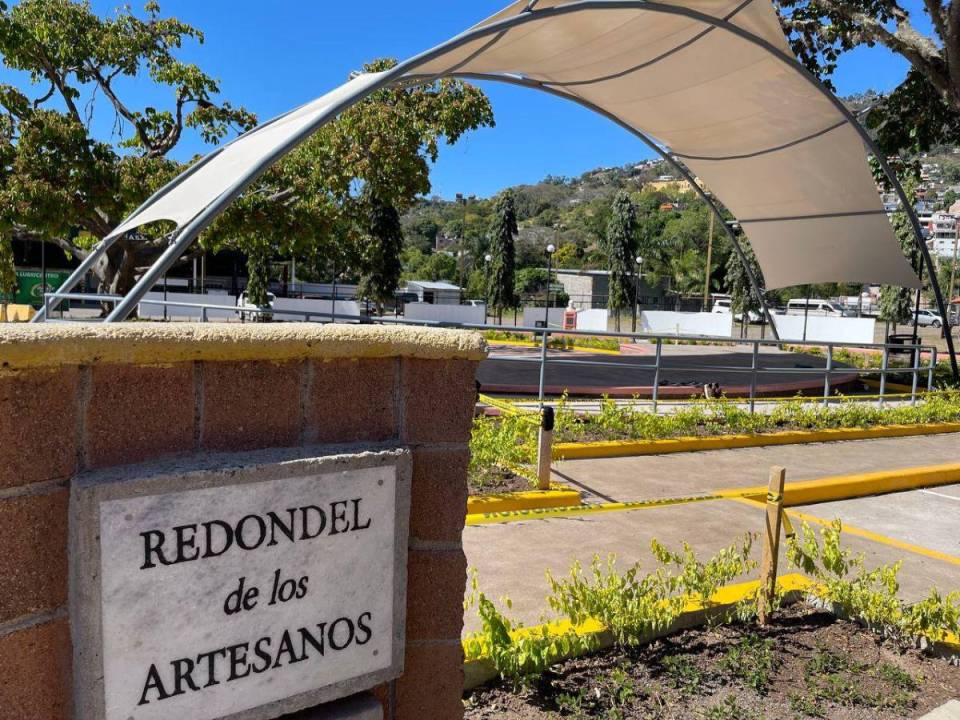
[408,69,781,338]
[87,0,956,377]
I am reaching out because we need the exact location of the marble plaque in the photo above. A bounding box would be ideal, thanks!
[71,449,411,720]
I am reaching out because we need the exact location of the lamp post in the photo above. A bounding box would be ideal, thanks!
[484,253,493,324]
[545,243,556,325]
[633,255,644,333]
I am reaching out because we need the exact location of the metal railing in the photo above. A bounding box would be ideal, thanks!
[40,293,940,412]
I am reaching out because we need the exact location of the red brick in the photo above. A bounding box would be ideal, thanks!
[0,368,77,490]
[369,683,391,717]
[0,618,72,720]
[0,489,68,624]
[201,361,301,451]
[304,358,397,444]
[395,643,464,720]
[401,359,478,444]
[406,550,466,641]
[85,363,195,469]
[410,447,468,542]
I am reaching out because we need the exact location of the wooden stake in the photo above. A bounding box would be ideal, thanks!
[758,465,786,625]
[536,406,555,491]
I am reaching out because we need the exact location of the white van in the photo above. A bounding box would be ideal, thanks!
[786,299,847,317]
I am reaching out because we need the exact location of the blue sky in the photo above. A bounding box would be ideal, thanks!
[10,0,932,198]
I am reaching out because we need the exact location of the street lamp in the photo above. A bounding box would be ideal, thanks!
[484,253,493,317]
[633,256,644,333]
[545,244,556,320]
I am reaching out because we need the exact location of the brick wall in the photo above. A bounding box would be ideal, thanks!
[0,324,484,720]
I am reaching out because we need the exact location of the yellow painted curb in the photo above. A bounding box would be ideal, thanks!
[466,484,582,515]
[717,462,960,507]
[553,422,960,460]
[862,377,918,394]
[462,574,812,690]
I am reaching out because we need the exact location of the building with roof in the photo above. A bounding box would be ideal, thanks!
[403,280,463,305]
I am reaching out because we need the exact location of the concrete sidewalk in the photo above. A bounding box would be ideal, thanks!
[552,432,960,504]
[464,433,960,634]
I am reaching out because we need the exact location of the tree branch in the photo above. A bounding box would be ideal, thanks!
[86,64,157,155]
[797,1,951,96]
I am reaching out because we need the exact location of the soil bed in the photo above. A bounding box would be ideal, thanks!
[464,605,960,719]
[469,467,534,496]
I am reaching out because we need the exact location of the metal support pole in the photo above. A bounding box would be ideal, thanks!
[878,346,889,408]
[537,405,555,491]
[823,345,832,407]
[749,340,758,415]
[537,327,550,405]
[331,259,338,325]
[910,343,919,406]
[928,348,938,392]
[201,307,208,323]
[652,338,663,413]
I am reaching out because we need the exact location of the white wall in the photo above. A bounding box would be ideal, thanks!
[271,297,362,322]
[575,309,609,332]
[640,311,734,337]
[523,307,566,328]
[404,302,485,325]
[138,292,236,320]
[772,315,875,344]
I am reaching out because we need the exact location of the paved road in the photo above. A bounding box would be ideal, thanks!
[464,433,960,634]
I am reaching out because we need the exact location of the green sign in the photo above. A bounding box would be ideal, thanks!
[13,268,72,309]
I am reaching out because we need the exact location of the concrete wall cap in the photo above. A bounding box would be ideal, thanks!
[0,323,488,369]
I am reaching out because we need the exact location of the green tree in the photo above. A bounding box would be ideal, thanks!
[877,177,923,334]
[488,190,518,320]
[775,1,960,153]
[942,189,959,211]
[244,241,270,321]
[358,193,404,313]
[725,242,764,337]
[0,3,494,304]
[0,233,16,318]
[604,191,638,330]
[0,0,257,296]
[654,248,702,310]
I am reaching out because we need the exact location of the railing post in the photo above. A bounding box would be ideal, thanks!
[910,343,920,406]
[652,338,663,413]
[928,347,938,393]
[878,345,889,408]
[537,327,550,405]
[537,405,555,491]
[43,293,51,324]
[822,344,833,407]
[201,307,208,323]
[749,340,758,415]
[758,465,786,625]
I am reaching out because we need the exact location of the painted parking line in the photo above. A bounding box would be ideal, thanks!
[920,489,960,502]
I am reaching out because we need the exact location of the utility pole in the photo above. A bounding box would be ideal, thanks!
[949,214,959,323]
[703,208,714,311]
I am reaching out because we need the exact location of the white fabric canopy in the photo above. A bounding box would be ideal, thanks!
[106,0,920,291]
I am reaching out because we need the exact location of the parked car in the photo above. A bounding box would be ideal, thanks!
[785,299,852,317]
[712,297,760,323]
[236,291,275,321]
[913,309,945,328]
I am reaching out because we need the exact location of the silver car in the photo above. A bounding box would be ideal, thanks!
[913,309,944,328]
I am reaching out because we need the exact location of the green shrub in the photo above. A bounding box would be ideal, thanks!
[787,520,960,647]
